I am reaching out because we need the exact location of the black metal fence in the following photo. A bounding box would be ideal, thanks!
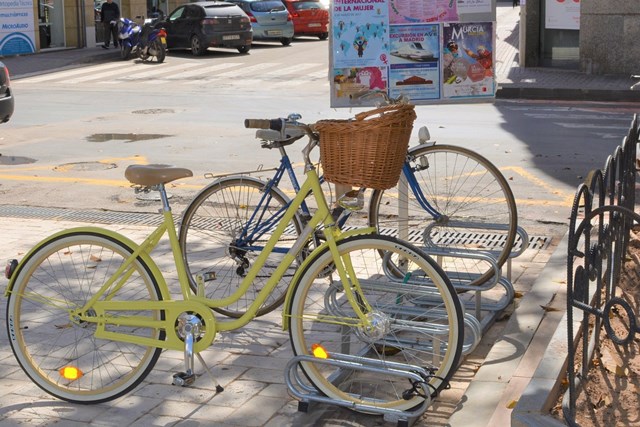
[563,115,639,425]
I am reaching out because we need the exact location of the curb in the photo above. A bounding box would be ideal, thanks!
[447,231,569,427]
[496,87,640,102]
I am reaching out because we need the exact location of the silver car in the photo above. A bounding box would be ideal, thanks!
[226,0,294,46]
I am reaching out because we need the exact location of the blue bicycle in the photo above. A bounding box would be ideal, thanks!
[179,112,518,318]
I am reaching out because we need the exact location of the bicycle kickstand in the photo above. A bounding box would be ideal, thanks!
[172,313,224,393]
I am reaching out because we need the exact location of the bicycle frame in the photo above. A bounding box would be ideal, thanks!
[7,166,376,353]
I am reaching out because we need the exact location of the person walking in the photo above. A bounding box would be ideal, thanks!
[100,0,120,49]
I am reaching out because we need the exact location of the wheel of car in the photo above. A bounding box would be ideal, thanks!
[280,37,292,46]
[191,35,205,56]
[237,45,251,54]
[318,32,328,40]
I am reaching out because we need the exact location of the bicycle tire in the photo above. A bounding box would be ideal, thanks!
[288,234,463,411]
[6,230,164,403]
[369,144,518,287]
[179,176,304,318]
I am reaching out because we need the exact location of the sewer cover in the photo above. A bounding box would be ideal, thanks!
[54,162,117,172]
[86,133,172,143]
[0,155,37,165]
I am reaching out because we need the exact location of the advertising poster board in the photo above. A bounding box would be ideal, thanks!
[0,0,37,55]
[329,0,496,107]
[545,0,580,30]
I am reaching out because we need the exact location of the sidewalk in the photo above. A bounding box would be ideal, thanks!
[0,5,634,427]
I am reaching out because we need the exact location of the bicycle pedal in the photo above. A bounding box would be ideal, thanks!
[172,371,196,386]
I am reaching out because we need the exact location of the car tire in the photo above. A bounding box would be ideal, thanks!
[318,33,328,40]
[237,45,251,54]
[280,37,292,46]
[191,35,205,56]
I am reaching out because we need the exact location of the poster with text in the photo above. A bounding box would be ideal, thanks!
[389,24,440,100]
[332,0,390,68]
[388,0,458,24]
[0,0,36,55]
[442,22,494,99]
[332,66,389,107]
[545,0,580,30]
[456,0,492,15]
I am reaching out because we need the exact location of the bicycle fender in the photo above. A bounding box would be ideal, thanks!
[4,227,170,300]
[281,226,376,331]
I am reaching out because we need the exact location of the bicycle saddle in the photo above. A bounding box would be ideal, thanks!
[125,164,193,186]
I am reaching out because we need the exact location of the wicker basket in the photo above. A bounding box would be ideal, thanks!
[314,104,417,190]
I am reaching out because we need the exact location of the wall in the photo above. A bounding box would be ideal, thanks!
[580,0,640,75]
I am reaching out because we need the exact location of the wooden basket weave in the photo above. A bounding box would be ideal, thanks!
[314,104,417,190]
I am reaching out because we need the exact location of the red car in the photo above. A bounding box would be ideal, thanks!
[282,0,328,40]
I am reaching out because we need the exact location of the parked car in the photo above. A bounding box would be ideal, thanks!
[225,0,294,46]
[282,0,328,40]
[157,1,253,56]
[0,61,14,124]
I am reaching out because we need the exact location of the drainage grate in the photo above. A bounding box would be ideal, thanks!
[0,205,551,251]
[0,205,164,227]
[342,225,550,251]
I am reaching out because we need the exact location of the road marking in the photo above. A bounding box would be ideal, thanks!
[181,62,279,84]
[155,62,243,80]
[20,62,125,84]
[101,62,202,83]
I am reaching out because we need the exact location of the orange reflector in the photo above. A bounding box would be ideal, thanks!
[59,366,83,381]
[311,343,329,359]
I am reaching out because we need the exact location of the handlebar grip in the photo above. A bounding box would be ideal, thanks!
[244,119,282,131]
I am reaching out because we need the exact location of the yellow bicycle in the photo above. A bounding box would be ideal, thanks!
[4,115,463,412]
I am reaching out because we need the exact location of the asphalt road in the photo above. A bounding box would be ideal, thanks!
[0,40,637,244]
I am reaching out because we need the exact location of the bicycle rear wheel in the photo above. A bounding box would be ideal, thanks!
[179,176,303,318]
[288,235,463,411]
[369,144,517,287]
[6,230,164,403]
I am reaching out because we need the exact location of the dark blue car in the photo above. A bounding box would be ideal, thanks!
[0,61,14,123]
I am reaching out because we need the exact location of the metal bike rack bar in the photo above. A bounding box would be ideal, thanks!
[285,353,433,427]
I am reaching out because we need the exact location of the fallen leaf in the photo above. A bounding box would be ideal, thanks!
[540,305,560,312]
[506,399,518,409]
[90,254,102,262]
[55,323,72,329]
[514,291,524,298]
[601,348,628,377]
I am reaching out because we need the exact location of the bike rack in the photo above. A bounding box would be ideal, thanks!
[285,353,433,427]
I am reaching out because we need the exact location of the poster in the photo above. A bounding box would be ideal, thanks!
[545,0,580,30]
[442,22,494,99]
[388,0,458,24]
[332,0,390,68]
[456,0,492,15]
[328,0,497,106]
[389,24,440,100]
[0,0,37,55]
[332,66,388,107]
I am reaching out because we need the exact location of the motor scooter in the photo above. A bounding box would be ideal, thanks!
[118,17,167,63]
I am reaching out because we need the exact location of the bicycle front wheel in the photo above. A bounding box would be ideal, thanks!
[369,144,517,287]
[179,176,303,318]
[6,230,164,404]
[288,235,463,411]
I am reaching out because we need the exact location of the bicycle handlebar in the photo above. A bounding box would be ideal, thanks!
[244,118,283,130]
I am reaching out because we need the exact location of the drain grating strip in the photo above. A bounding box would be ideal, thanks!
[0,205,164,227]
[0,205,551,250]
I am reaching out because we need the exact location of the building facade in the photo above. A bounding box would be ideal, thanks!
[0,0,181,55]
